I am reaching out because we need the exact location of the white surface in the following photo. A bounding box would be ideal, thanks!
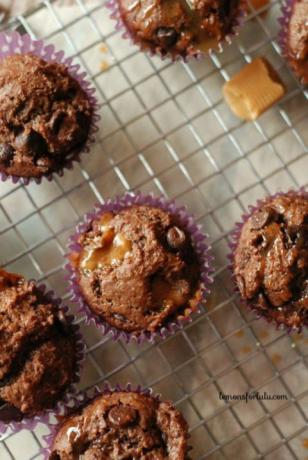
[0,0,307,459]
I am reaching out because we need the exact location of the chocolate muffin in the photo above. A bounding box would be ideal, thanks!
[283,0,308,84]
[72,205,201,334]
[50,390,189,459]
[233,193,308,329]
[0,269,77,416]
[117,0,243,58]
[0,53,92,179]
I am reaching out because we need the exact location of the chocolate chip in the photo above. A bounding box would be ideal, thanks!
[252,234,264,247]
[55,87,77,101]
[50,454,61,460]
[0,403,23,422]
[108,405,137,427]
[50,111,66,135]
[56,310,70,335]
[156,27,179,49]
[16,130,48,156]
[219,0,231,19]
[0,143,14,166]
[251,209,273,230]
[167,226,186,249]
[76,111,89,127]
[0,375,12,388]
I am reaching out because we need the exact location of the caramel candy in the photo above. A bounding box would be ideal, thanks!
[223,58,286,121]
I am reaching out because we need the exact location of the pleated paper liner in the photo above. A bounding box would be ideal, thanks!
[39,383,191,459]
[106,0,247,61]
[67,192,214,344]
[0,283,85,435]
[278,0,308,85]
[228,189,308,333]
[0,31,100,186]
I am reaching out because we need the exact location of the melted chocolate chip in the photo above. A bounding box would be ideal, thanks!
[0,143,14,166]
[156,27,179,49]
[167,226,186,249]
[108,405,138,427]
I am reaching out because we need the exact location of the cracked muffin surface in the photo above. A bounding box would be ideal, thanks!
[0,269,76,416]
[117,0,242,57]
[233,193,308,329]
[285,0,308,84]
[0,53,92,178]
[50,391,189,460]
[73,205,201,333]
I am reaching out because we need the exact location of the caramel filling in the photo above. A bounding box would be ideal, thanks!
[180,0,221,51]
[152,278,189,308]
[81,213,132,271]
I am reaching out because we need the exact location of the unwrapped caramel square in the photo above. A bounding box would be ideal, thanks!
[223,58,286,121]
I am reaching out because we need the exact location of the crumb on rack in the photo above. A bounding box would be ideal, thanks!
[100,60,110,72]
[99,43,109,53]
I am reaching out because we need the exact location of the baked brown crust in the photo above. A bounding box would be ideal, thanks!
[0,269,76,416]
[74,205,201,333]
[233,193,308,329]
[118,0,241,57]
[50,391,189,459]
[0,53,92,178]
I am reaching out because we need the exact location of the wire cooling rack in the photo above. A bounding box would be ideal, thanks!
[0,0,307,459]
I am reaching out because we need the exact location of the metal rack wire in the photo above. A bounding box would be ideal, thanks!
[0,0,307,458]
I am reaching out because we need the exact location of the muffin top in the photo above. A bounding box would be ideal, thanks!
[118,0,241,57]
[286,0,308,84]
[50,391,189,459]
[0,53,92,178]
[0,269,76,416]
[74,205,201,333]
[233,193,308,328]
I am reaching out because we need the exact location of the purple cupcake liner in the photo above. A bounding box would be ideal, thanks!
[0,31,100,186]
[66,191,214,344]
[106,0,246,61]
[228,188,308,334]
[39,382,191,459]
[0,283,86,436]
[278,0,307,85]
